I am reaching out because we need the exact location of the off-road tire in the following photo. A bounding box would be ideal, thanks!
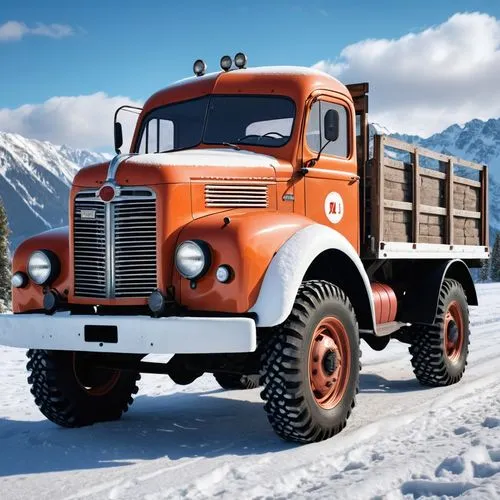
[214,373,260,390]
[27,350,140,428]
[409,279,470,387]
[260,280,360,443]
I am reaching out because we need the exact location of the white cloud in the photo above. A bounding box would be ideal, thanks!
[0,20,75,41]
[0,93,143,152]
[313,12,500,137]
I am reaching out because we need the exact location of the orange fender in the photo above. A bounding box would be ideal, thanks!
[175,211,312,314]
[12,227,70,313]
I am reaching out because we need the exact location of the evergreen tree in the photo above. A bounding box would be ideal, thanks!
[479,259,490,282]
[0,199,10,312]
[491,234,500,282]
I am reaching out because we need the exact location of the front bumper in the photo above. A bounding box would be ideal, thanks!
[0,313,257,354]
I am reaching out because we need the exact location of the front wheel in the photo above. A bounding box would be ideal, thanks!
[27,350,140,427]
[260,280,360,443]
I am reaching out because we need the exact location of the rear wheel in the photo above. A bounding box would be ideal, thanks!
[260,280,360,443]
[214,372,260,390]
[27,350,140,427]
[409,279,470,386]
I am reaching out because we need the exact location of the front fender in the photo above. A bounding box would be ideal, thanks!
[12,227,70,313]
[249,224,376,328]
[175,211,312,314]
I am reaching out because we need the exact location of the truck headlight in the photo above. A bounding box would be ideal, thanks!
[175,240,211,280]
[27,250,59,285]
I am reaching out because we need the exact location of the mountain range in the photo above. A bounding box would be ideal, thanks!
[0,132,110,248]
[0,118,499,249]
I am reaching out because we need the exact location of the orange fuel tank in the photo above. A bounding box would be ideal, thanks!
[371,283,397,324]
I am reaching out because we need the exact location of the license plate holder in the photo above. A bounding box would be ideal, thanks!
[84,325,118,344]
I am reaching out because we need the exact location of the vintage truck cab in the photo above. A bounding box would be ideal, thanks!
[1,54,489,443]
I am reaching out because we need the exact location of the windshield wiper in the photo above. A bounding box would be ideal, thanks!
[222,142,241,151]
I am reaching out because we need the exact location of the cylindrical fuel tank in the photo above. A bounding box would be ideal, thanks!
[371,282,397,324]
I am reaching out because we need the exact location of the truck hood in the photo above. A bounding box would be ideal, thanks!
[73,148,281,187]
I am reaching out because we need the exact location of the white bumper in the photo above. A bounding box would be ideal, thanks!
[0,313,257,354]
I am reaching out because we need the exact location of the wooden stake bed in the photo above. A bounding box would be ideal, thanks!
[347,83,489,261]
[365,134,489,260]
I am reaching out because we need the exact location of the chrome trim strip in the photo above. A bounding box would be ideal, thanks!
[105,202,114,297]
[106,153,137,183]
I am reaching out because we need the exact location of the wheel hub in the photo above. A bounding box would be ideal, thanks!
[73,354,120,396]
[309,317,351,409]
[444,301,464,363]
[447,320,459,344]
[322,350,337,375]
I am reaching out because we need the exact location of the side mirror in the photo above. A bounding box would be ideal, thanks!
[114,121,123,154]
[324,109,339,143]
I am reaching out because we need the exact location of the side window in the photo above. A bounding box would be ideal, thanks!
[159,120,174,152]
[306,100,349,158]
[306,102,321,152]
[147,120,157,153]
[139,118,174,153]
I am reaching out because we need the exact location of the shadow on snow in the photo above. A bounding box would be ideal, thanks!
[0,373,425,477]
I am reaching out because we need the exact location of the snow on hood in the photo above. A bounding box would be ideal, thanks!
[126,148,280,168]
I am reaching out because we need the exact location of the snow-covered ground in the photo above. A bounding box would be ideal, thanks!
[0,284,499,500]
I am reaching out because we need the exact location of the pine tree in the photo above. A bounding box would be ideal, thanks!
[491,234,500,282]
[479,259,490,282]
[0,199,10,312]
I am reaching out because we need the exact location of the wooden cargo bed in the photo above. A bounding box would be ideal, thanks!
[363,135,489,260]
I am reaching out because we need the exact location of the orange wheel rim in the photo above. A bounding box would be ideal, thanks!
[308,317,351,409]
[444,301,464,363]
[72,353,120,396]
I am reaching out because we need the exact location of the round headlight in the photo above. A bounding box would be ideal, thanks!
[175,240,211,280]
[27,250,59,285]
[220,55,232,71]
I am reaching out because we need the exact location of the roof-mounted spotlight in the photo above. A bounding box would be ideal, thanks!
[193,59,207,77]
[234,52,247,69]
[220,55,232,72]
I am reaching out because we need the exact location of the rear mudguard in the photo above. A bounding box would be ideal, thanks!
[250,224,377,331]
[398,259,478,324]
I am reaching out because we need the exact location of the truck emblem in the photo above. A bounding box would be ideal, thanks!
[98,185,116,203]
[80,209,96,220]
[324,192,343,224]
[283,193,294,202]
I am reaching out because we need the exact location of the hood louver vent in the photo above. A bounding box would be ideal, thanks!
[204,184,269,208]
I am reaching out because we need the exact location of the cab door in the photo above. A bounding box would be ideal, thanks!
[303,96,359,252]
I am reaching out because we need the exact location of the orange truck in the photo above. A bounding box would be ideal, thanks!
[1,54,490,443]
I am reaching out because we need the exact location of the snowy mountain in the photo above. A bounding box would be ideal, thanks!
[391,118,500,235]
[395,118,500,181]
[0,132,109,248]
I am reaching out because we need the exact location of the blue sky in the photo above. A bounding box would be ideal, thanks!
[1,1,500,149]
[1,0,498,107]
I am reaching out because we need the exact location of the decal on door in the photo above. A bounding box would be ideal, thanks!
[324,192,343,224]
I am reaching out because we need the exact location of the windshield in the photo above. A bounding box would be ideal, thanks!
[136,95,295,153]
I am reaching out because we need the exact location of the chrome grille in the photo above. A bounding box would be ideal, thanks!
[74,200,106,297]
[114,199,157,297]
[205,184,268,208]
[73,188,157,299]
